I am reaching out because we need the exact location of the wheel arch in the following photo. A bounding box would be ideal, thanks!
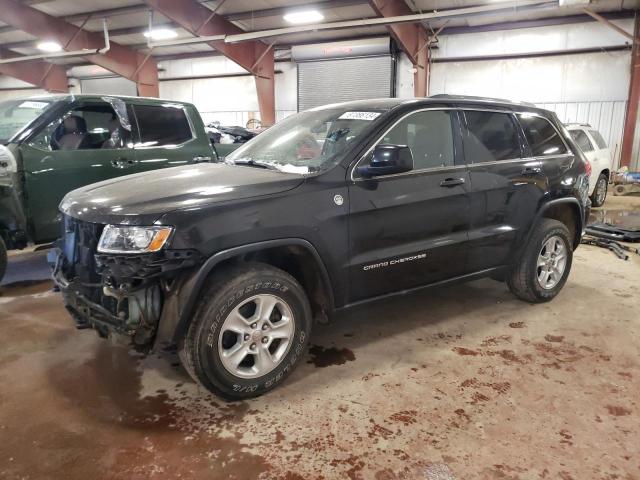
[161,238,335,347]
[532,198,584,250]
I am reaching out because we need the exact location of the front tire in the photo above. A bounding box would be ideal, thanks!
[0,236,7,283]
[181,263,312,400]
[591,173,608,207]
[507,219,573,303]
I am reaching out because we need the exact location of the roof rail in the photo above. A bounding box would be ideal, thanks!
[565,122,592,128]
[428,94,536,107]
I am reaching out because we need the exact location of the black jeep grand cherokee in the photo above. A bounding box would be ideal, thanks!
[52,96,591,400]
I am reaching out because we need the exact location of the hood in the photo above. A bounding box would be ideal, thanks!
[60,163,305,225]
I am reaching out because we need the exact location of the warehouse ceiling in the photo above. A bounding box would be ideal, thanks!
[0,0,637,64]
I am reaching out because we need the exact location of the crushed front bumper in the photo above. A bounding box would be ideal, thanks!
[51,248,129,334]
[51,238,203,344]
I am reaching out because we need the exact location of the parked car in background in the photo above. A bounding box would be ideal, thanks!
[566,123,613,207]
[0,95,216,282]
[52,96,590,400]
[205,122,260,158]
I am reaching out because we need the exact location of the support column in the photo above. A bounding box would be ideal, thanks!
[414,28,429,97]
[620,15,640,169]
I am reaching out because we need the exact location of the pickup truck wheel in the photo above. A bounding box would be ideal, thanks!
[0,236,7,283]
[590,173,608,207]
[507,219,573,303]
[181,263,312,400]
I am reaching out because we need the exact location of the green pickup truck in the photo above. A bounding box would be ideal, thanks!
[0,94,236,282]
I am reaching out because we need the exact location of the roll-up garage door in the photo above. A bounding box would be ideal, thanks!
[298,56,394,112]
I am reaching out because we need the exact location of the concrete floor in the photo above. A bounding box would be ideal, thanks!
[1,196,639,480]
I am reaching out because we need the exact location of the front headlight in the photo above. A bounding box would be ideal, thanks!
[97,225,173,254]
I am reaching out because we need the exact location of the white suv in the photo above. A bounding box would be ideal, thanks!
[566,124,613,207]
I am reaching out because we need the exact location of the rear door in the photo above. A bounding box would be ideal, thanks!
[462,109,545,272]
[348,108,471,302]
[130,102,214,169]
[587,128,613,172]
[22,100,134,243]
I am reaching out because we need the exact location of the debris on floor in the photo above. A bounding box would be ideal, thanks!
[581,235,640,260]
[612,168,640,196]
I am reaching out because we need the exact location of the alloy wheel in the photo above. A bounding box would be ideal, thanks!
[218,294,295,378]
[536,235,567,290]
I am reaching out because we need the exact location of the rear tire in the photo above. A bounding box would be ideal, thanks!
[0,236,7,283]
[507,219,573,303]
[590,173,608,207]
[180,263,312,400]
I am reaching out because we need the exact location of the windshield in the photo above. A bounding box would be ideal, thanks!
[0,99,55,144]
[226,107,386,174]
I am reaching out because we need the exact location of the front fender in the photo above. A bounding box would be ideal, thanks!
[155,238,334,348]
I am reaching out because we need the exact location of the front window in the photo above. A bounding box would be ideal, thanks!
[0,99,55,144]
[226,107,386,174]
[379,110,455,170]
[29,102,129,151]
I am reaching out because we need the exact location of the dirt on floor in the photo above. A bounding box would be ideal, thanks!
[0,197,639,480]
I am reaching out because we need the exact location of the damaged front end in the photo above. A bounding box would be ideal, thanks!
[51,214,202,348]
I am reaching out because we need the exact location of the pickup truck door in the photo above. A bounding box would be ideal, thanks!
[130,102,215,169]
[347,109,471,302]
[21,99,135,243]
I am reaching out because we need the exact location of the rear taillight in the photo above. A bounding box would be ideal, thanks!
[583,157,592,177]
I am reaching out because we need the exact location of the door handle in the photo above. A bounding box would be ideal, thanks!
[193,156,212,163]
[521,166,542,175]
[440,177,465,187]
[111,157,135,168]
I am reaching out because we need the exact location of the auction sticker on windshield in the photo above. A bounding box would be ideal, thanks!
[338,111,381,121]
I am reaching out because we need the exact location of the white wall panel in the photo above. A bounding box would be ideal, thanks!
[0,89,46,101]
[158,58,297,126]
[396,52,415,98]
[435,20,634,58]
[431,48,632,168]
[538,101,627,168]
[80,77,137,96]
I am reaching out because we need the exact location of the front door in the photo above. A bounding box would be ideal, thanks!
[22,100,134,243]
[348,109,471,302]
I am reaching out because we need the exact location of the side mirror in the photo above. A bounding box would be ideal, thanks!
[357,144,413,178]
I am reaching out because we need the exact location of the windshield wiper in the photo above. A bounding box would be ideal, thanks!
[231,159,281,171]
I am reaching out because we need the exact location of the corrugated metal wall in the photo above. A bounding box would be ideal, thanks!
[537,101,628,168]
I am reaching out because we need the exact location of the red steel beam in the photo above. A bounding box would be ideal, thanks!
[368,0,430,97]
[620,15,639,169]
[0,48,68,92]
[144,0,275,125]
[0,0,158,97]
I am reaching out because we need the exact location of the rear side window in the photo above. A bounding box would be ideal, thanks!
[380,110,455,169]
[133,104,192,147]
[569,130,594,152]
[462,110,521,162]
[518,114,568,156]
[589,130,608,149]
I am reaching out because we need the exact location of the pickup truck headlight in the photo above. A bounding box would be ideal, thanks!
[97,225,173,254]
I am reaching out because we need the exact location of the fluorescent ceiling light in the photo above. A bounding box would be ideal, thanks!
[37,41,62,53]
[283,10,324,24]
[144,28,178,40]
